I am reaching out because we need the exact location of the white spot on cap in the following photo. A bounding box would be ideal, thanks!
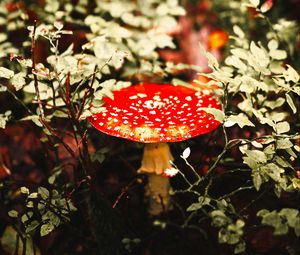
[137,93,147,98]
[185,96,192,101]
[182,103,188,108]
[149,110,156,115]
[130,106,138,110]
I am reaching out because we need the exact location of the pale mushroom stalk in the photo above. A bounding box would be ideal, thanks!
[88,83,221,215]
[138,142,174,215]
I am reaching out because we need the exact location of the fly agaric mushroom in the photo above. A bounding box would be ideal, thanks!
[88,83,221,215]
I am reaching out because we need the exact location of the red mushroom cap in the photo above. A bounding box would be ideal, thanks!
[88,83,221,143]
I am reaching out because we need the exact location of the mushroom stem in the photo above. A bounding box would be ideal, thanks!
[138,143,174,215]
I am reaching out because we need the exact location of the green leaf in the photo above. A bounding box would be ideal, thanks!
[20,186,29,194]
[8,210,18,218]
[210,210,229,227]
[11,72,26,91]
[233,25,245,39]
[40,223,55,237]
[187,196,210,212]
[269,49,287,60]
[224,113,255,128]
[230,48,248,60]
[182,147,191,159]
[91,151,105,163]
[284,64,299,83]
[257,209,270,217]
[234,242,246,254]
[274,156,292,168]
[264,97,285,109]
[253,171,262,190]
[280,208,299,227]
[150,33,175,49]
[292,86,300,96]
[187,202,202,212]
[225,55,247,72]
[200,108,225,123]
[21,214,29,223]
[42,211,61,227]
[0,111,11,129]
[250,41,269,66]
[269,112,287,122]
[277,138,293,149]
[199,43,219,69]
[285,147,297,158]
[0,67,14,79]
[20,115,43,127]
[246,149,267,163]
[268,39,278,50]
[263,163,284,181]
[286,93,297,113]
[275,121,290,134]
[25,220,40,235]
[38,187,50,200]
[28,192,38,199]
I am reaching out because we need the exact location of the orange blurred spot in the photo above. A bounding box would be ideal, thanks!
[208,30,228,50]
[202,165,209,175]
[0,147,11,180]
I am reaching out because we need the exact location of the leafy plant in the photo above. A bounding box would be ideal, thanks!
[0,0,299,254]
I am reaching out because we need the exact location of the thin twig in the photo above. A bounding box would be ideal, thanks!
[218,185,254,200]
[76,65,98,120]
[31,20,45,119]
[112,179,139,209]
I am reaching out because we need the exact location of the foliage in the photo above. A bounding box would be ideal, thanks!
[0,0,299,254]
[8,186,76,237]
[167,0,300,253]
